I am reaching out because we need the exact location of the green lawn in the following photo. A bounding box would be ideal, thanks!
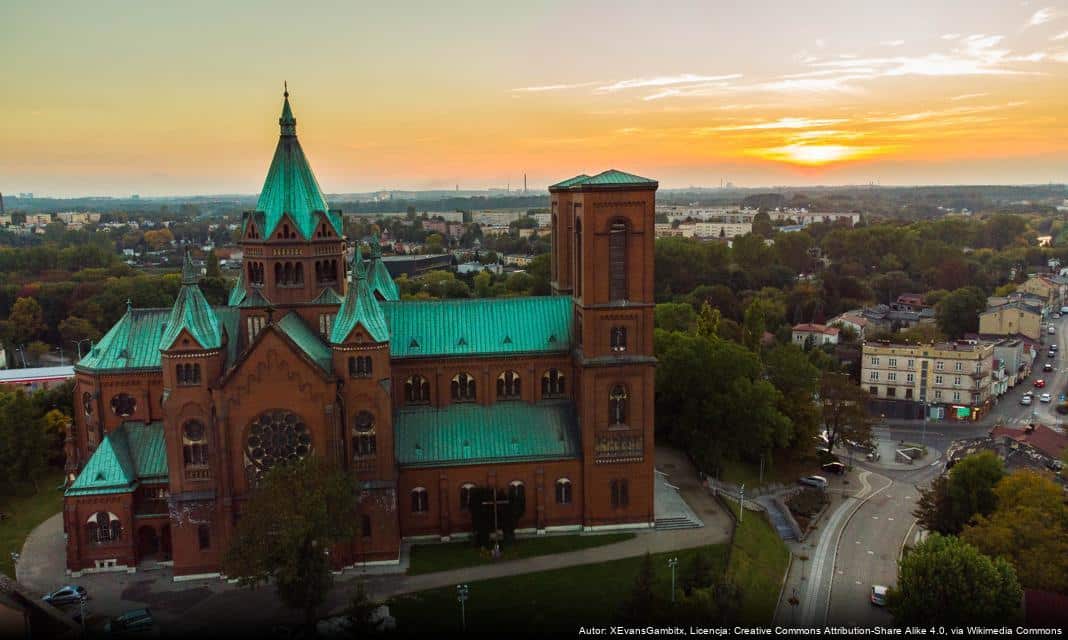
[389,544,728,633]
[0,472,65,577]
[407,532,636,576]
[719,455,813,488]
[725,501,791,624]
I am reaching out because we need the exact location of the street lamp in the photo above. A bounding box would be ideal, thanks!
[668,557,679,603]
[456,584,469,631]
[70,339,93,361]
[738,483,745,525]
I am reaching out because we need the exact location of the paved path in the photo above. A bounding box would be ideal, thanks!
[17,447,731,632]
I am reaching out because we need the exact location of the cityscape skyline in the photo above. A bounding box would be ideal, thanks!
[3,0,1068,197]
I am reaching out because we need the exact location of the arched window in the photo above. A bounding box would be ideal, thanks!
[283,262,293,285]
[110,393,136,417]
[294,262,304,285]
[609,385,628,426]
[509,480,525,507]
[459,483,476,512]
[182,420,209,467]
[611,326,627,353]
[610,479,630,508]
[361,514,372,538]
[177,363,201,385]
[542,369,565,398]
[87,511,121,544]
[352,411,376,460]
[555,478,572,505]
[274,263,282,285]
[198,524,211,550]
[83,392,93,416]
[497,371,521,400]
[451,373,476,402]
[405,375,431,404]
[349,356,372,378]
[411,487,429,513]
[609,220,628,301]
[574,218,583,296]
[551,212,558,281]
[315,261,322,283]
[247,262,256,283]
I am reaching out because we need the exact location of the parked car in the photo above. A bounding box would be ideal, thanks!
[1050,326,1057,335]
[1060,306,1068,315]
[1021,395,1033,406]
[104,608,154,635]
[1055,313,1062,319]
[42,585,86,607]
[799,475,828,489]
[1053,344,1059,351]
[1035,379,1046,388]
[1041,393,1052,403]
[1047,459,1064,472]
[1044,363,1053,372]
[1050,350,1057,358]
[821,461,847,475]
[871,585,889,606]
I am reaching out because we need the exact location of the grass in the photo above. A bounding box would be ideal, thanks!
[407,532,636,576]
[725,501,791,624]
[719,455,813,489]
[388,544,728,633]
[0,472,65,577]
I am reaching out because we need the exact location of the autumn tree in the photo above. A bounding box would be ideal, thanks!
[1,296,46,347]
[935,286,986,339]
[889,534,1021,625]
[819,372,874,453]
[961,470,1068,593]
[223,457,361,627]
[915,451,1003,534]
[0,391,50,493]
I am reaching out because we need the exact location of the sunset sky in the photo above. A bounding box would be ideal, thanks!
[3,0,1068,196]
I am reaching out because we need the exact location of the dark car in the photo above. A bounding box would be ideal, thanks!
[42,585,86,607]
[821,461,847,475]
[1045,363,1053,372]
[104,608,154,635]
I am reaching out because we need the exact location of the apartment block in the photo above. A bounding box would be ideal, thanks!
[862,340,995,421]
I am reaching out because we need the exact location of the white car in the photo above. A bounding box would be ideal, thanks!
[1021,395,1033,406]
[1051,326,1057,335]
[871,585,889,606]
[1041,393,1052,403]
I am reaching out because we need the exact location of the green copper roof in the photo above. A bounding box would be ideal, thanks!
[66,422,167,496]
[238,287,273,308]
[552,169,657,189]
[310,287,344,305]
[367,236,398,300]
[77,307,171,372]
[331,246,390,343]
[228,271,247,306]
[276,312,333,372]
[395,400,580,468]
[159,253,222,351]
[549,174,590,189]
[381,296,571,359]
[254,91,343,240]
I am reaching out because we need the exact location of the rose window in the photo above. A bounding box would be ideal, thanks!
[244,410,311,479]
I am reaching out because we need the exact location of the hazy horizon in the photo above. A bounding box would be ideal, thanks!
[4,0,1068,197]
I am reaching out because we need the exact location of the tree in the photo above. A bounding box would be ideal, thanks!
[889,534,1021,625]
[143,228,174,250]
[223,457,360,626]
[424,233,445,254]
[961,470,1068,593]
[655,303,697,333]
[915,451,1003,534]
[935,286,986,338]
[205,250,222,278]
[752,211,774,239]
[58,315,102,347]
[765,344,822,450]
[618,553,663,624]
[3,296,46,346]
[473,270,494,298]
[681,551,715,596]
[0,391,50,492]
[819,372,874,453]
[695,301,721,340]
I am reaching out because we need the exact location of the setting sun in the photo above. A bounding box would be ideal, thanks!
[749,144,886,167]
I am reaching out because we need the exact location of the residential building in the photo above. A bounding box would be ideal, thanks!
[993,338,1036,387]
[1018,275,1067,311]
[893,293,928,312]
[856,304,936,333]
[791,323,839,347]
[63,92,657,578]
[979,302,1043,341]
[24,213,52,226]
[827,313,868,341]
[862,340,996,420]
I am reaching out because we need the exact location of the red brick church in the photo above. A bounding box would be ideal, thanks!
[62,90,658,579]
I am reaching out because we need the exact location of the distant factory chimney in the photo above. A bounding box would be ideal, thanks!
[0,192,4,214]
[524,173,527,194]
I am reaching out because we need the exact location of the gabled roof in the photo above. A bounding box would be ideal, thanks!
[381,296,571,358]
[228,271,247,306]
[310,287,343,305]
[76,307,171,372]
[66,422,167,496]
[238,287,273,308]
[159,253,221,351]
[331,245,390,343]
[276,312,333,372]
[253,90,343,240]
[549,169,657,190]
[395,400,581,468]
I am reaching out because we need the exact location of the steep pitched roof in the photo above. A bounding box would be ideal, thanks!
[394,400,581,468]
[331,245,390,343]
[381,296,571,358]
[66,422,167,496]
[76,306,171,372]
[228,270,247,306]
[368,236,400,301]
[276,312,333,372]
[310,287,343,305]
[254,90,342,240]
[159,253,222,351]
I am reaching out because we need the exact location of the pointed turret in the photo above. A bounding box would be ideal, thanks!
[254,87,343,240]
[330,245,389,344]
[160,251,222,351]
[368,235,400,301]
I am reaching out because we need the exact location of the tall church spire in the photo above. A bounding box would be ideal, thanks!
[279,83,296,137]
